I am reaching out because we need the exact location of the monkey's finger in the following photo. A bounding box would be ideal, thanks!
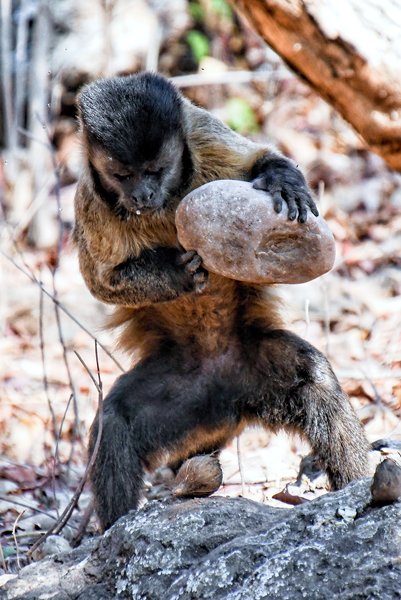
[177,250,197,266]
[252,175,268,191]
[272,190,284,214]
[307,195,319,217]
[297,190,319,219]
[185,254,203,274]
[284,192,297,221]
[297,201,308,223]
[296,188,317,207]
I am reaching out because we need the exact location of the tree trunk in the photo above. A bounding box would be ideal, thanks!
[232,0,401,171]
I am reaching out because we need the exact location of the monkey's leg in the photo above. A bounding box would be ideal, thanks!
[88,400,143,532]
[89,356,242,530]
[247,329,369,489]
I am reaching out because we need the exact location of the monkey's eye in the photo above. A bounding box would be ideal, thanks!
[144,167,163,176]
[113,173,131,182]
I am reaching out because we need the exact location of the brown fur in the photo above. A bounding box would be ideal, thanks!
[74,73,369,530]
[74,100,282,362]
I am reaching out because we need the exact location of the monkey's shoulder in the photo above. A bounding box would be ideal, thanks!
[182,99,270,187]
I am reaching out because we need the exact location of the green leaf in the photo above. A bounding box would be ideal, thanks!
[186,31,210,63]
[210,0,233,20]
[188,1,205,22]
[226,98,259,134]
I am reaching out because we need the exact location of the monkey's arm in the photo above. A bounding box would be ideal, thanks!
[184,100,318,223]
[74,179,206,308]
[77,241,207,308]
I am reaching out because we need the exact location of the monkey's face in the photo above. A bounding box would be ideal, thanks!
[91,135,185,215]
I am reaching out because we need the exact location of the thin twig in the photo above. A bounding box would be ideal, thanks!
[71,498,94,547]
[54,393,74,472]
[236,435,246,498]
[17,125,52,149]
[4,531,48,541]
[146,21,162,72]
[359,369,382,405]
[14,0,31,147]
[74,353,98,391]
[39,280,58,440]
[34,114,63,263]
[1,169,124,374]
[52,272,81,465]
[51,392,74,520]
[171,68,291,88]
[0,248,125,372]
[35,114,82,460]
[0,542,6,572]
[39,277,59,510]
[1,206,42,279]
[0,0,15,152]
[100,0,114,76]
[0,496,58,520]
[12,510,26,570]
[28,342,104,558]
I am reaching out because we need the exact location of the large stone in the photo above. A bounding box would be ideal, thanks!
[176,180,335,284]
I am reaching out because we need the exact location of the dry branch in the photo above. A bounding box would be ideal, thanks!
[0,248,125,373]
[232,0,401,170]
[27,343,103,558]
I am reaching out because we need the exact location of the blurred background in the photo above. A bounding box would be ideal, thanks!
[0,0,401,565]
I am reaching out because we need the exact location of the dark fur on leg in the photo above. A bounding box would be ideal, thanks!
[90,348,244,530]
[242,328,369,489]
[90,331,368,529]
[300,377,369,489]
[89,408,144,531]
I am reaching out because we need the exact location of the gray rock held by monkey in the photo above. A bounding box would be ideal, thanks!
[176,179,336,284]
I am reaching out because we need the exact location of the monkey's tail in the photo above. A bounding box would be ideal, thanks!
[89,410,143,531]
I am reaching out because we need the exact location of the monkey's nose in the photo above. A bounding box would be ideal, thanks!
[131,190,155,208]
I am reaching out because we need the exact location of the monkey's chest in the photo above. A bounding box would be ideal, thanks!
[145,276,239,355]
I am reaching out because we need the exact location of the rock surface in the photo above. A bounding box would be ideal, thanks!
[176,180,335,284]
[3,479,401,599]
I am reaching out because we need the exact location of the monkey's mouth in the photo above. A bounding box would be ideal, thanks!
[132,207,158,216]
[121,202,166,217]
[120,200,165,216]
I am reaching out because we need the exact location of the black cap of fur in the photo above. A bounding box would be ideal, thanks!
[78,72,184,165]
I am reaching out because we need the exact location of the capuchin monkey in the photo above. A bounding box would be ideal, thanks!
[73,72,369,530]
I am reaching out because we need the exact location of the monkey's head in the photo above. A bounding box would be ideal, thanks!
[78,73,189,215]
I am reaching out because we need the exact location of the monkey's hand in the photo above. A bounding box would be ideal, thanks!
[176,250,208,294]
[252,156,318,223]
[82,247,209,308]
